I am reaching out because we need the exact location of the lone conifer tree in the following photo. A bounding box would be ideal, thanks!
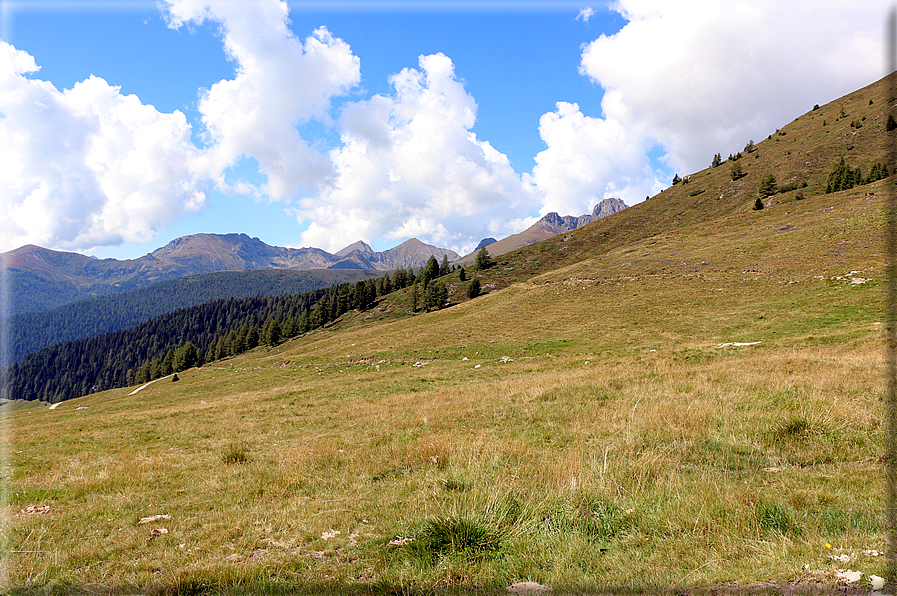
[467,277,481,299]
[758,173,777,197]
[753,197,765,211]
[730,162,744,180]
[475,247,492,271]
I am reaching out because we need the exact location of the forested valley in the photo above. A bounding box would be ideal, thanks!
[7,268,378,363]
[8,258,459,403]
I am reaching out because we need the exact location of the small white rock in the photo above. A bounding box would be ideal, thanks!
[870,575,886,591]
[507,581,552,595]
[321,529,340,540]
[474,364,481,369]
[835,569,862,584]
[139,514,172,525]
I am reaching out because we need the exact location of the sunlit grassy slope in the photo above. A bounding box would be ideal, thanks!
[6,76,894,594]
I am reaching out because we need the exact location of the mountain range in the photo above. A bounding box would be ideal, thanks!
[4,199,629,316]
[3,235,458,315]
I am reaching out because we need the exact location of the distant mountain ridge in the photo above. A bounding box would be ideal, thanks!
[466,197,628,261]
[4,234,459,315]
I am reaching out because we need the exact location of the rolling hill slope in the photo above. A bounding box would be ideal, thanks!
[6,74,893,594]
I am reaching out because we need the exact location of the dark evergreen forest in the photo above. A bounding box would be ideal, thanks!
[8,268,377,363]
[6,262,458,403]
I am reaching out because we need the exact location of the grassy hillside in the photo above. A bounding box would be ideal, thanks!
[5,77,892,594]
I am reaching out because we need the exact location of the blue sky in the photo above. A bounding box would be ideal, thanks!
[0,0,889,258]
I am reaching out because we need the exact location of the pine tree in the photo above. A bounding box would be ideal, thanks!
[730,161,744,180]
[474,247,492,271]
[711,153,722,167]
[672,173,681,185]
[246,326,259,349]
[467,278,481,299]
[758,173,777,197]
[162,349,175,376]
[459,267,466,282]
[174,342,198,372]
[440,255,450,276]
[422,256,440,289]
[753,197,765,211]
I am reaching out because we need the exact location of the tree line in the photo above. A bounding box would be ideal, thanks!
[4,254,491,404]
[7,267,419,403]
[7,268,377,364]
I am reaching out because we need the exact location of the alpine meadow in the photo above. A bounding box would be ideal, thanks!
[6,65,897,596]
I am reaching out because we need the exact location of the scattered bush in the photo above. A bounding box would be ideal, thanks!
[777,179,806,194]
[689,189,705,197]
[886,114,896,131]
[813,104,820,110]
[672,173,682,185]
[744,139,755,153]
[826,158,888,193]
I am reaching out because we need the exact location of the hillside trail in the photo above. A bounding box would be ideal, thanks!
[127,374,172,396]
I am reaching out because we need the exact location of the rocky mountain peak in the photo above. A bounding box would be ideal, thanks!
[335,240,375,257]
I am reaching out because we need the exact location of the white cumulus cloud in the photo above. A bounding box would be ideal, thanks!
[527,101,663,217]
[576,7,595,23]
[162,0,361,200]
[579,0,887,176]
[297,53,537,255]
[0,41,211,252]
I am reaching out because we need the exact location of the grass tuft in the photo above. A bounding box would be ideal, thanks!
[773,417,813,443]
[221,441,251,464]
[410,515,504,560]
[442,477,469,492]
[756,501,799,535]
